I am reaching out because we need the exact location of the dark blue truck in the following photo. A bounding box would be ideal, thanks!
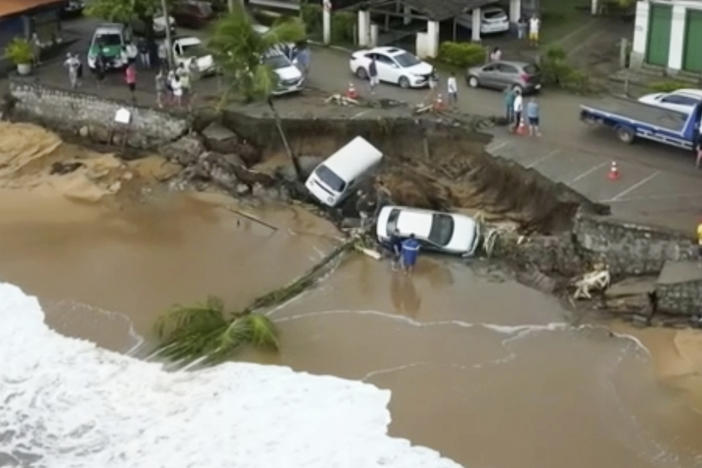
[580,97,701,150]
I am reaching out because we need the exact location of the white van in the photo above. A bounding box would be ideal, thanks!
[305,136,383,207]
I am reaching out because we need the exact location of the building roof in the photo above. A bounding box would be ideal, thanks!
[0,0,65,19]
[366,0,498,21]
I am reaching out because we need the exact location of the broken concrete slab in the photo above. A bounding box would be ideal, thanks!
[605,276,656,298]
[657,260,702,285]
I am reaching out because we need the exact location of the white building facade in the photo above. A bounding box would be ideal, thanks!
[631,0,702,73]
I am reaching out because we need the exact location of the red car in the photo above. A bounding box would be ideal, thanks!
[172,1,214,29]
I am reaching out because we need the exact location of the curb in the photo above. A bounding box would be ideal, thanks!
[308,40,354,54]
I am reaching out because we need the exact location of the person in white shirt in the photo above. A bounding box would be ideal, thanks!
[512,89,523,132]
[447,72,458,107]
[529,14,540,47]
[170,74,183,107]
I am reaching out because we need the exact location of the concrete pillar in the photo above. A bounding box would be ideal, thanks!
[591,0,598,16]
[509,0,521,23]
[370,24,379,47]
[358,10,371,47]
[427,20,439,58]
[403,5,412,26]
[667,5,685,71]
[323,8,331,45]
[471,7,481,42]
[630,1,649,68]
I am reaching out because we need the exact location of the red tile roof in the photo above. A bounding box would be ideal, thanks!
[0,0,65,19]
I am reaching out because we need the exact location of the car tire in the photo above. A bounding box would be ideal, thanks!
[355,67,368,80]
[399,76,410,89]
[467,76,479,88]
[616,125,635,144]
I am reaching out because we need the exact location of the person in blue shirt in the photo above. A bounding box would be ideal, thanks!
[401,234,421,274]
[526,97,541,137]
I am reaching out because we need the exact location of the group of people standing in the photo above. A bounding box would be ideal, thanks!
[504,87,541,136]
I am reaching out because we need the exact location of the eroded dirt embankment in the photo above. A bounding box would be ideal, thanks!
[224,114,609,234]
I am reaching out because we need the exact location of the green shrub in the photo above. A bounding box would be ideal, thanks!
[437,42,486,68]
[300,3,322,36]
[4,37,33,65]
[545,45,566,62]
[649,80,689,93]
[331,11,355,44]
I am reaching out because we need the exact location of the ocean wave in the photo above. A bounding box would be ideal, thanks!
[0,283,461,468]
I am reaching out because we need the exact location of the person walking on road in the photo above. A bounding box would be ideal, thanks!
[158,41,168,68]
[447,72,458,107]
[294,42,310,79]
[155,68,166,108]
[177,62,192,108]
[94,46,106,89]
[529,14,541,47]
[504,86,515,124]
[138,37,150,68]
[63,53,79,89]
[368,56,379,94]
[125,62,137,104]
[512,89,523,132]
[401,234,421,275]
[170,74,183,107]
[526,97,541,136]
[31,33,42,67]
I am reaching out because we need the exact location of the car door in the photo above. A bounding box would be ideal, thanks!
[375,53,397,83]
[496,63,519,88]
[478,63,500,88]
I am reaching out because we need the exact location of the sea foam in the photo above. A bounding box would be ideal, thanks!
[0,283,461,468]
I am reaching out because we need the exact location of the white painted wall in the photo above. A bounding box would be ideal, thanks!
[667,4,686,70]
[416,21,440,58]
[630,0,649,67]
[472,7,482,42]
[510,0,521,22]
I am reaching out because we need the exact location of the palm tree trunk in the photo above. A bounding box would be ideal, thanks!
[268,98,301,181]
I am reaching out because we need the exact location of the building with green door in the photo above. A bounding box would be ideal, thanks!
[631,0,702,73]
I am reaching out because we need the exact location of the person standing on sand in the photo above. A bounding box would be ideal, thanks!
[401,234,420,274]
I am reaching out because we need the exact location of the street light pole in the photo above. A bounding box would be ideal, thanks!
[160,0,174,69]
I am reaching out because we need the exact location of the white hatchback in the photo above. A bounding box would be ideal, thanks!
[349,46,434,88]
[376,206,481,256]
[172,36,215,75]
[456,6,510,34]
[637,89,702,114]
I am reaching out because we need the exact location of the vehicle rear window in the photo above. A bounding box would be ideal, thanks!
[428,214,454,246]
[315,165,346,192]
[97,33,121,46]
[523,64,539,74]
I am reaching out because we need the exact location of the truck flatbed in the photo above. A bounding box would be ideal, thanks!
[581,98,688,132]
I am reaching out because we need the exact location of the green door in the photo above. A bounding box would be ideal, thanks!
[683,9,702,72]
[647,4,672,66]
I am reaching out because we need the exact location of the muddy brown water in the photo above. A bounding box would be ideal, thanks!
[1,186,701,468]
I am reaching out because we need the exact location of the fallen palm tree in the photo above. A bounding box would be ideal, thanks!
[152,239,358,366]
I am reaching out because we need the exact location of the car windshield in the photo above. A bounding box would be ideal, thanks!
[484,10,504,18]
[181,43,207,58]
[264,54,291,69]
[315,165,345,192]
[428,214,454,246]
[96,33,121,46]
[394,52,420,68]
[524,64,540,74]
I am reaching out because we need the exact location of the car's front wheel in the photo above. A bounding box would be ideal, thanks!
[355,67,368,80]
[398,76,410,88]
[467,75,479,88]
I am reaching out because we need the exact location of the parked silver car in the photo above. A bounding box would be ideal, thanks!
[466,60,541,94]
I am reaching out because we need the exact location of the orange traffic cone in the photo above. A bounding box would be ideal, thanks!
[516,117,528,136]
[607,161,620,180]
[345,82,358,100]
[433,93,446,111]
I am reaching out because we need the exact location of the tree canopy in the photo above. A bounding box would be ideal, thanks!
[208,8,306,102]
[85,0,170,22]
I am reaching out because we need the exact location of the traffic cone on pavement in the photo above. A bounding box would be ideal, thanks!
[345,82,358,100]
[516,117,528,136]
[608,161,620,180]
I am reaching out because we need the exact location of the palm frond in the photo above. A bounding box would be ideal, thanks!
[155,301,227,342]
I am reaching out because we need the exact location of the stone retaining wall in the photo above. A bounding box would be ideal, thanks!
[7,80,189,149]
[656,280,702,316]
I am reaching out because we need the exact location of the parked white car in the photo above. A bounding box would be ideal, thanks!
[637,89,702,114]
[456,6,509,34]
[376,206,481,256]
[172,36,215,75]
[349,46,434,88]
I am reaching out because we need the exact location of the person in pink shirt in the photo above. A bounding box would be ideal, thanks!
[125,63,137,103]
